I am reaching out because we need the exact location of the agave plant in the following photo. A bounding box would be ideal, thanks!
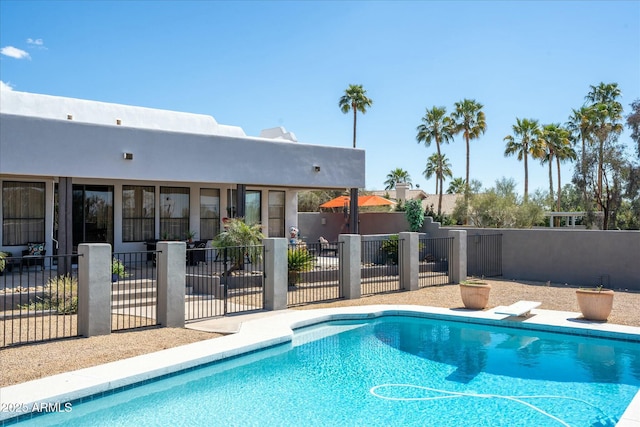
[287,247,315,287]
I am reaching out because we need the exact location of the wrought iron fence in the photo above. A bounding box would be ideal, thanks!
[287,242,342,307]
[467,233,503,278]
[185,245,264,321]
[418,237,453,288]
[111,251,159,331]
[1,254,80,348]
[361,237,402,295]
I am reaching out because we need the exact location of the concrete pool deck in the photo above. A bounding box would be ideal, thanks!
[2,305,640,425]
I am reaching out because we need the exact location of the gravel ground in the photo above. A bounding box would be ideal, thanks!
[1,279,639,388]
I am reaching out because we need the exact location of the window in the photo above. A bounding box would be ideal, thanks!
[226,189,237,218]
[2,181,46,245]
[160,187,189,240]
[122,186,155,242]
[200,189,220,240]
[245,190,261,226]
[268,191,285,237]
[72,185,114,247]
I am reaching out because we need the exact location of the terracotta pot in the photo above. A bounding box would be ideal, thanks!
[460,283,491,310]
[576,288,614,321]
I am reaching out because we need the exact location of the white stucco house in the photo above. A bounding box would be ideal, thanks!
[0,90,364,257]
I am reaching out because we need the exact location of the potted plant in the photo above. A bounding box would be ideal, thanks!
[0,251,7,276]
[111,258,128,282]
[459,278,491,310]
[576,286,614,321]
[287,247,315,289]
[379,235,399,265]
[185,230,196,243]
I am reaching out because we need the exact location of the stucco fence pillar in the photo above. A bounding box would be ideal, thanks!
[78,243,112,337]
[399,232,419,291]
[157,241,186,328]
[449,229,467,284]
[264,238,288,311]
[339,234,361,300]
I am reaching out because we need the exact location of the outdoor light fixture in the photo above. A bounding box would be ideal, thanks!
[116,119,122,125]
[123,152,133,160]
[314,165,321,172]
[67,114,73,120]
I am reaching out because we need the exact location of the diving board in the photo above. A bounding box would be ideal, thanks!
[494,301,541,317]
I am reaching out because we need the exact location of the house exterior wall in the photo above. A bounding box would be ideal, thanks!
[0,114,364,188]
[0,91,365,255]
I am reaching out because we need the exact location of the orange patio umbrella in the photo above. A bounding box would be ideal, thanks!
[319,195,395,209]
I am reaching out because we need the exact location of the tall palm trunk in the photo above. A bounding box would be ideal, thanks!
[436,138,442,215]
[464,134,470,225]
[556,156,562,212]
[523,149,529,203]
[548,155,554,204]
[597,135,604,211]
[352,103,357,148]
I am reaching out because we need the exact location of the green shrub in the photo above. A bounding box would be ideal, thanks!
[404,199,425,231]
[380,235,399,265]
[20,274,78,314]
[112,258,129,278]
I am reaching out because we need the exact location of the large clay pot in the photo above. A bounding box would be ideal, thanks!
[576,288,614,321]
[460,282,491,310]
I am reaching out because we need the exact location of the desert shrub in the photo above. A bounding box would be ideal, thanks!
[20,274,78,314]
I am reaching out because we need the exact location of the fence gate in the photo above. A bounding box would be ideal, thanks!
[418,237,453,288]
[467,233,502,278]
[361,237,402,296]
[185,245,264,322]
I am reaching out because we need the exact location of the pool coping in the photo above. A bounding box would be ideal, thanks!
[1,305,640,425]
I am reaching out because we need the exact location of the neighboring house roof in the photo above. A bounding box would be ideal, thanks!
[419,194,462,216]
[372,189,429,200]
[371,189,462,216]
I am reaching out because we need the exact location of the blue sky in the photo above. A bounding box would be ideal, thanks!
[1,1,638,195]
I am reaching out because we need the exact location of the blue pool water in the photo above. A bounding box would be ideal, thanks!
[12,316,640,426]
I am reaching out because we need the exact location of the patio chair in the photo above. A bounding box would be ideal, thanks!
[20,243,46,273]
[318,237,338,256]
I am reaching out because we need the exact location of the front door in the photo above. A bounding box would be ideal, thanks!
[72,185,114,250]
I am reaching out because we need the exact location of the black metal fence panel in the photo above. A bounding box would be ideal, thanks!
[467,233,503,278]
[1,254,80,348]
[111,251,159,332]
[361,237,402,295]
[418,237,453,288]
[185,245,264,321]
[287,242,342,307]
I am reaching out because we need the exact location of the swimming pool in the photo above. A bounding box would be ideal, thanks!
[6,312,640,426]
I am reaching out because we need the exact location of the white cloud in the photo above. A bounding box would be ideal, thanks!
[26,38,44,46]
[0,81,14,91]
[0,46,30,59]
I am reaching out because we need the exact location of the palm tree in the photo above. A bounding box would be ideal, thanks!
[416,106,454,215]
[384,168,412,190]
[567,107,595,175]
[584,82,623,210]
[451,99,486,195]
[423,153,452,199]
[540,124,575,213]
[504,118,544,202]
[339,84,373,234]
[447,177,466,194]
[554,140,577,212]
[339,84,373,148]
